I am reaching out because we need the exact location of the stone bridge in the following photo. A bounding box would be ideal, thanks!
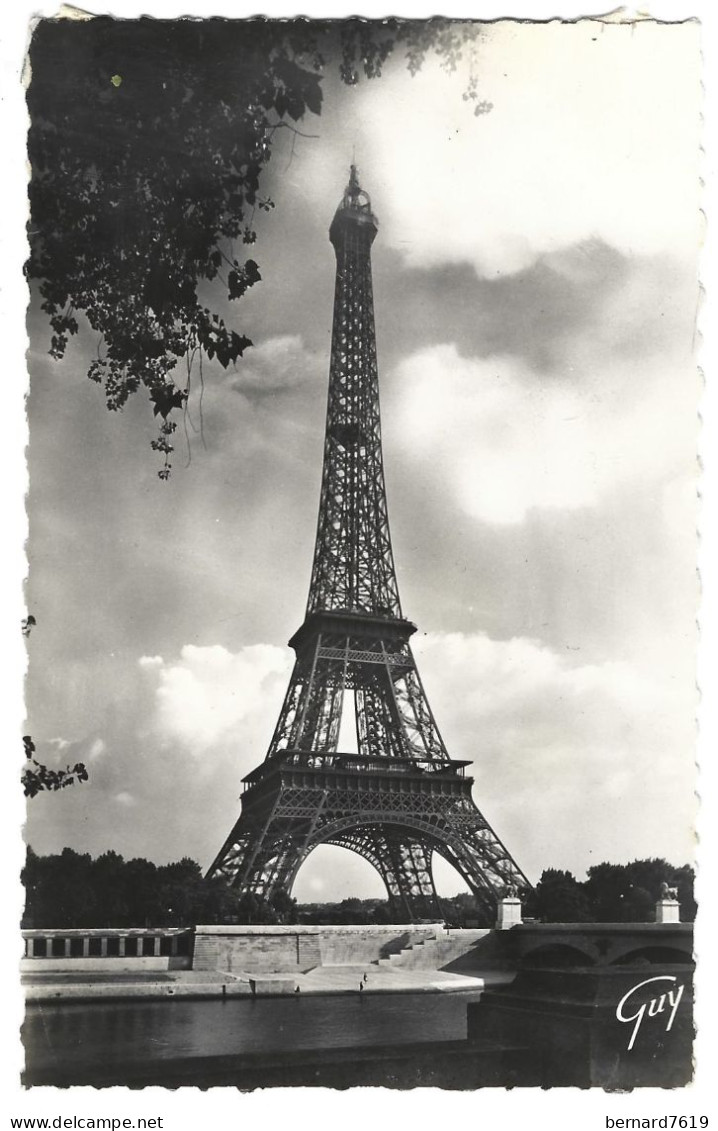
[499,922,693,968]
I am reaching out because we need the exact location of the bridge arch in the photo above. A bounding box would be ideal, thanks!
[521,942,596,968]
[610,946,694,967]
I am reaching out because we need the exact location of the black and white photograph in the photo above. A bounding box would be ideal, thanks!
[3,0,716,1113]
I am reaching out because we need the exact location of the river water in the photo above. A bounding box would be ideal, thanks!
[24,992,482,1082]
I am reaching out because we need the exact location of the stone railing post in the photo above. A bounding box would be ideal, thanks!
[655,898,681,924]
[496,896,523,930]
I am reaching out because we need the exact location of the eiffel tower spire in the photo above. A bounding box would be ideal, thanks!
[308,165,400,618]
[206,168,530,920]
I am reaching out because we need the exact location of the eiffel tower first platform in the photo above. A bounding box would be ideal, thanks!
[207,167,530,921]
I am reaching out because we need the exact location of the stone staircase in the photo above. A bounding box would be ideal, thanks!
[371,929,492,972]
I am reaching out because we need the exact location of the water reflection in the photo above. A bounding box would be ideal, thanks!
[24,992,482,1076]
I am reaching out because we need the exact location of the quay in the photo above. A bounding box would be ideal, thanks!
[22,921,694,1088]
[22,923,508,1001]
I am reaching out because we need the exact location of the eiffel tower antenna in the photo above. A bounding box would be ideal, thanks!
[207,167,530,921]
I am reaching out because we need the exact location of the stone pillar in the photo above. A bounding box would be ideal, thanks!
[45,938,53,957]
[100,936,108,957]
[655,899,681,924]
[118,936,126,957]
[82,936,90,957]
[64,937,72,957]
[153,936,161,957]
[496,896,523,930]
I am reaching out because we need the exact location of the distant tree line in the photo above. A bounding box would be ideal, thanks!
[298,897,394,925]
[525,860,696,924]
[21,848,235,929]
[22,848,695,929]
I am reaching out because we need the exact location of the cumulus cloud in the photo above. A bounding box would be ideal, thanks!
[48,737,71,752]
[87,738,106,762]
[39,734,107,765]
[141,643,293,754]
[348,21,701,276]
[388,344,696,524]
[412,631,696,874]
[228,334,319,396]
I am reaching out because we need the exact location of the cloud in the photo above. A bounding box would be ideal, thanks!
[48,737,71,753]
[388,343,696,525]
[348,21,701,276]
[412,631,696,875]
[141,643,293,753]
[114,792,136,807]
[87,738,106,762]
[377,244,697,379]
[227,334,319,397]
[36,734,107,765]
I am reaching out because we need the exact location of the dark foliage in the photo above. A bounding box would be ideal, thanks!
[22,847,237,928]
[296,896,394,926]
[22,736,88,799]
[583,858,696,923]
[295,891,489,926]
[532,859,696,924]
[25,847,694,929]
[528,868,593,923]
[27,17,483,476]
[234,887,298,925]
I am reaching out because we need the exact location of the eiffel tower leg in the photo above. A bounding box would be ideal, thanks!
[386,837,440,921]
[207,799,283,891]
[431,827,525,922]
[208,783,330,899]
[431,844,496,920]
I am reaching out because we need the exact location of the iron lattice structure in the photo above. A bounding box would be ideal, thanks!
[207,168,530,921]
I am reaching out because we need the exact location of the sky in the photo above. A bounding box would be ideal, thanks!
[22,17,702,901]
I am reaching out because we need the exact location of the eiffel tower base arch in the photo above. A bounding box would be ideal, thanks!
[209,755,526,923]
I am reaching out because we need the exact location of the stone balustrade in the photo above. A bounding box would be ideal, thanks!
[22,928,193,969]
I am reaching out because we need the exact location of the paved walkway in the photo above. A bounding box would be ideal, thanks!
[23,964,515,1002]
[264,963,486,994]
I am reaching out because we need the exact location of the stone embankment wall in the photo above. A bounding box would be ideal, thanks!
[22,923,496,977]
[192,924,442,973]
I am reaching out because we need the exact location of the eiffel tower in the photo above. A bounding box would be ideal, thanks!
[207,167,530,921]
